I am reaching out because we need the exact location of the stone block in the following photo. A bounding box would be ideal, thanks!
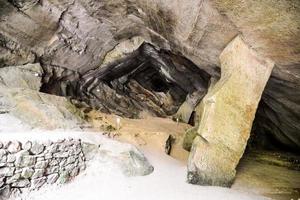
[21,167,34,179]
[7,141,21,153]
[47,173,59,184]
[30,142,44,155]
[11,179,30,188]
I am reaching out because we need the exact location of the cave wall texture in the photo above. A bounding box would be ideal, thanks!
[0,0,299,166]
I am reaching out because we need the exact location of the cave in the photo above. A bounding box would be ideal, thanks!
[0,0,299,199]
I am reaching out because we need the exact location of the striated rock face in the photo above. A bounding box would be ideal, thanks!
[0,0,299,184]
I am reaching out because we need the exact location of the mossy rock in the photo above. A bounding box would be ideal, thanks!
[183,127,198,152]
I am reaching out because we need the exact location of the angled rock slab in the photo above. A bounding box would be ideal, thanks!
[187,36,274,187]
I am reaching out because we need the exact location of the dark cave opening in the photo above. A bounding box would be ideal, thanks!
[40,42,210,119]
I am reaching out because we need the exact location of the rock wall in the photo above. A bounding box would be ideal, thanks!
[0,138,86,198]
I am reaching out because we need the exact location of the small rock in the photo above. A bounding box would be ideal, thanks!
[15,150,36,168]
[58,171,69,184]
[47,173,59,184]
[0,149,6,157]
[70,167,79,177]
[0,177,4,187]
[7,154,16,163]
[49,159,58,166]
[0,185,11,198]
[32,169,44,179]
[22,141,32,151]
[45,153,52,159]
[53,152,69,158]
[59,159,67,168]
[45,166,59,175]
[6,173,21,184]
[35,160,48,169]
[11,179,30,187]
[31,177,46,189]
[66,156,76,165]
[7,141,21,153]
[0,167,15,177]
[30,142,44,155]
[21,167,34,179]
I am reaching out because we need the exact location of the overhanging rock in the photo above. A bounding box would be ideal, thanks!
[187,36,274,187]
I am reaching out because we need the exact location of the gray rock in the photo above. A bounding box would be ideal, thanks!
[66,156,76,165]
[30,142,44,155]
[31,169,44,179]
[6,173,21,184]
[47,173,59,184]
[45,153,53,160]
[11,179,30,188]
[0,63,42,90]
[0,167,15,177]
[58,171,70,184]
[15,150,36,168]
[45,166,59,175]
[48,159,58,166]
[22,141,32,151]
[31,177,46,189]
[7,141,21,153]
[35,160,48,169]
[7,154,16,163]
[0,142,3,149]
[45,143,58,154]
[119,149,154,177]
[0,177,4,187]
[70,167,79,177]
[53,152,69,158]
[0,149,6,157]
[59,159,67,168]
[21,167,34,179]
[0,185,11,198]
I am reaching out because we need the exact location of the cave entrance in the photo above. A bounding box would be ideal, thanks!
[41,42,210,119]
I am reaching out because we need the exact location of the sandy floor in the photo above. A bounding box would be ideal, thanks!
[86,111,300,200]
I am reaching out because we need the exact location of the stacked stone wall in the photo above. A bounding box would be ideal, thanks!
[0,138,86,198]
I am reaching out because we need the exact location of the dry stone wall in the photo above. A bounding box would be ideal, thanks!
[0,138,86,198]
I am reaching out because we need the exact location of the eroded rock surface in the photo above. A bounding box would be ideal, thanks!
[188,36,274,186]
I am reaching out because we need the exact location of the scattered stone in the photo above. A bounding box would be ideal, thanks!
[32,169,44,179]
[31,177,46,189]
[30,142,44,155]
[47,173,59,184]
[119,149,154,177]
[0,167,15,177]
[21,167,34,179]
[7,141,21,153]
[22,141,32,151]
[12,179,30,187]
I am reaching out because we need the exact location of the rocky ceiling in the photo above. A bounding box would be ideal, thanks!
[0,0,299,151]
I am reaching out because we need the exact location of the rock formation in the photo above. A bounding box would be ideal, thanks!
[0,0,299,187]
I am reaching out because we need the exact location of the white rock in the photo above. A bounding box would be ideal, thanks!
[7,141,21,153]
[30,142,44,155]
[21,167,34,179]
[47,173,59,184]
